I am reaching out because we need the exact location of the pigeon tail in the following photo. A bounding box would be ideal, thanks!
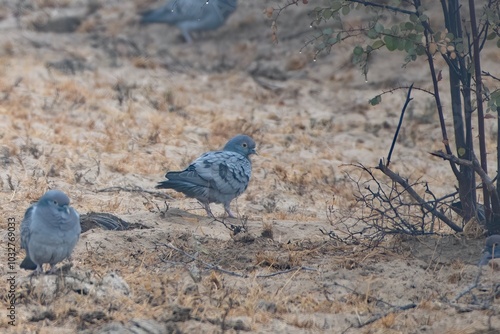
[156,180,209,200]
[140,8,175,24]
[20,256,37,270]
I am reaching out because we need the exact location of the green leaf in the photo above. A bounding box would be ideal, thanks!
[391,24,400,35]
[497,39,500,48]
[367,28,379,39]
[323,28,333,35]
[384,35,397,51]
[374,22,384,33]
[398,37,406,50]
[331,1,342,11]
[405,39,415,52]
[419,14,428,22]
[410,14,419,23]
[369,95,382,106]
[327,37,338,44]
[415,44,426,55]
[458,147,466,157]
[414,23,424,33]
[353,45,364,55]
[322,9,332,20]
[352,54,360,64]
[342,5,350,15]
[372,40,384,49]
[405,22,414,31]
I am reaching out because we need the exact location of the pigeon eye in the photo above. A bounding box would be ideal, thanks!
[242,143,248,148]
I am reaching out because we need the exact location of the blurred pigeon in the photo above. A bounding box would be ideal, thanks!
[478,234,500,266]
[156,134,256,218]
[140,0,238,43]
[20,190,81,274]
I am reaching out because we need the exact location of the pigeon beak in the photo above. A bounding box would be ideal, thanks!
[64,206,70,215]
[251,149,257,155]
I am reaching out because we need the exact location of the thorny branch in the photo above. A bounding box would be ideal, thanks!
[377,160,463,232]
[323,163,466,248]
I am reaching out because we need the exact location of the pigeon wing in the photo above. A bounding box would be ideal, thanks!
[20,205,35,250]
[193,151,251,196]
[141,0,205,24]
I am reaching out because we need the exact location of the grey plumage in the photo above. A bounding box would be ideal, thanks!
[156,134,256,217]
[140,0,238,43]
[20,190,81,274]
[478,234,500,266]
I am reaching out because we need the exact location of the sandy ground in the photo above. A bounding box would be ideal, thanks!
[0,0,499,333]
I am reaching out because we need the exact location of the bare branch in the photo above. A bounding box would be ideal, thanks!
[377,160,463,232]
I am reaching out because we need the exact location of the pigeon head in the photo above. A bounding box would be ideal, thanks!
[39,190,71,215]
[223,135,256,157]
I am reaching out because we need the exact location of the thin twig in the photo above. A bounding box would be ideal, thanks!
[377,160,463,232]
[156,242,316,278]
[355,302,416,328]
[452,265,483,302]
[329,281,416,328]
[256,267,316,278]
[387,83,414,167]
[96,186,173,200]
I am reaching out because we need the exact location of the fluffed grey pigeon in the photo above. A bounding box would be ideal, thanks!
[140,0,238,43]
[156,134,256,217]
[478,234,500,266]
[20,190,81,274]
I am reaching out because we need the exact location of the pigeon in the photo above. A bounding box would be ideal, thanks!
[478,234,500,266]
[20,190,81,274]
[156,134,256,218]
[140,0,238,43]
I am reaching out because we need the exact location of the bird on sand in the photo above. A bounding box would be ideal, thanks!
[156,134,256,218]
[478,234,500,266]
[140,0,238,43]
[20,190,81,274]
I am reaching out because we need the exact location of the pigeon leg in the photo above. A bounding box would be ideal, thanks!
[31,265,43,276]
[48,264,59,274]
[224,203,237,218]
[181,29,193,44]
[202,202,215,218]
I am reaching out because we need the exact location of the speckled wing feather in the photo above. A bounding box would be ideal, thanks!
[159,150,251,203]
[193,151,251,198]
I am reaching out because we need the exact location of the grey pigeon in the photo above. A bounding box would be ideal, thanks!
[478,234,500,266]
[156,134,256,218]
[140,0,238,43]
[20,190,81,274]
